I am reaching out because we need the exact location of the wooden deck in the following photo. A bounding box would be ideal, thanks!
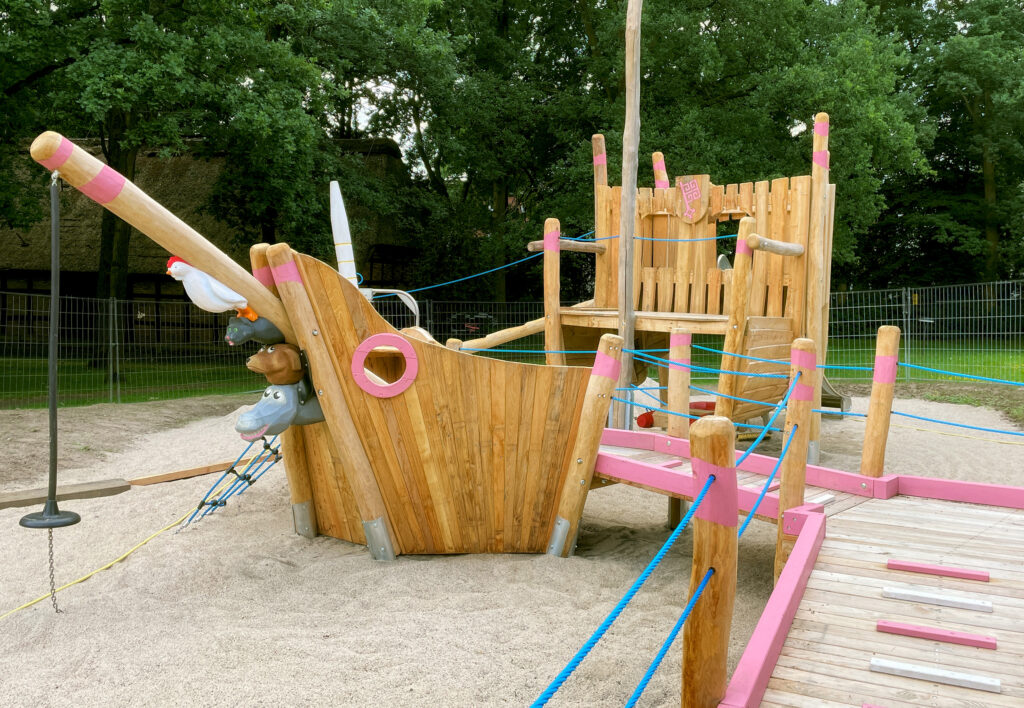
[595,440,1024,707]
[765,495,1024,707]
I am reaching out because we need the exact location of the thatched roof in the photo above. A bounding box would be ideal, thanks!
[1,141,247,275]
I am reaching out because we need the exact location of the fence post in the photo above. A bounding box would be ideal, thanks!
[774,338,815,582]
[107,297,115,403]
[901,287,911,382]
[860,326,901,477]
[682,416,738,708]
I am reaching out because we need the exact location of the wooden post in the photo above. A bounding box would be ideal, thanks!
[548,334,623,557]
[682,416,738,708]
[774,338,815,582]
[250,243,318,539]
[667,328,692,440]
[652,151,670,189]
[860,326,901,477]
[29,132,295,342]
[543,218,566,366]
[715,216,756,420]
[613,0,642,429]
[265,244,398,559]
[666,328,692,528]
[806,113,830,463]
[592,134,608,189]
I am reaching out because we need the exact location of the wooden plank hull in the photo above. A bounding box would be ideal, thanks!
[285,252,597,554]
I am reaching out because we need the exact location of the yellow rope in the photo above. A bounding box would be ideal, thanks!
[1,477,236,622]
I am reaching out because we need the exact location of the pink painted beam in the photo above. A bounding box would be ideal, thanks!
[720,505,826,707]
[876,620,997,650]
[886,559,989,582]
[898,475,1024,510]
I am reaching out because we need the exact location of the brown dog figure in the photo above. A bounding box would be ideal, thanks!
[246,343,304,385]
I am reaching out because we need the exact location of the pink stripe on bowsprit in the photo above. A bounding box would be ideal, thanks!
[691,459,738,527]
[813,150,830,169]
[814,122,829,136]
[37,137,74,170]
[543,230,560,251]
[887,559,989,582]
[271,261,302,284]
[873,354,898,384]
[79,165,126,204]
[670,332,692,349]
[252,266,274,289]
[653,159,666,172]
[736,239,752,256]
[792,382,813,402]
[791,348,816,371]
[593,153,607,165]
[876,621,996,650]
[591,351,620,381]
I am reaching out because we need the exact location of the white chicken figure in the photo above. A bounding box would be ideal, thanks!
[166,256,258,321]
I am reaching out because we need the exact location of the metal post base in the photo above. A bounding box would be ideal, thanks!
[20,499,80,529]
[362,517,396,561]
[806,440,820,465]
[291,501,316,539]
[546,516,576,557]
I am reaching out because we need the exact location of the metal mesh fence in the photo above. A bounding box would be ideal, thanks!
[2,279,1021,408]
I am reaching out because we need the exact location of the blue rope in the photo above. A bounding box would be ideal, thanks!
[813,409,867,417]
[531,474,717,707]
[691,344,789,367]
[461,348,598,354]
[690,383,786,409]
[610,395,783,431]
[624,567,716,708]
[630,350,790,379]
[183,439,257,526]
[737,425,798,539]
[736,373,801,467]
[615,385,667,392]
[817,364,873,372]
[200,437,279,519]
[890,411,1024,438]
[897,362,1024,387]
[373,230,596,299]
[634,233,737,243]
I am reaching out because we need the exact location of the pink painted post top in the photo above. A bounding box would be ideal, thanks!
[270,260,303,285]
[691,459,738,527]
[735,238,752,256]
[653,159,669,188]
[543,230,560,252]
[591,351,620,381]
[592,153,607,165]
[873,354,898,384]
[813,122,829,136]
[36,136,74,170]
[812,150,830,169]
[252,266,274,289]
[790,348,817,402]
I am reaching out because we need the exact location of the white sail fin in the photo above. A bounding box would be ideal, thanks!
[330,181,359,287]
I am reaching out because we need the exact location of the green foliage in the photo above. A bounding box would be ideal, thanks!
[1,0,1018,298]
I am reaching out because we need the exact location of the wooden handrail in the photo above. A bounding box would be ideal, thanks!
[746,233,805,257]
[526,239,606,254]
[457,300,595,351]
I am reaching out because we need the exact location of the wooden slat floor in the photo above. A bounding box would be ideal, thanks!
[767,495,1024,707]
[596,444,1024,706]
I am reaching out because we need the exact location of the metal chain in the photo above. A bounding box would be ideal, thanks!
[47,529,62,614]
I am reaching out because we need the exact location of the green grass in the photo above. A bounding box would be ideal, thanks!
[0,356,262,409]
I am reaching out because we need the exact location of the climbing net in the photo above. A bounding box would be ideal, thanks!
[181,435,282,528]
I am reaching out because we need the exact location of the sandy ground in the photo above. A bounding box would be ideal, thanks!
[1,393,1022,706]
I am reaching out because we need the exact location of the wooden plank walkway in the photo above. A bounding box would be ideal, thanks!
[596,442,1024,706]
[764,495,1024,707]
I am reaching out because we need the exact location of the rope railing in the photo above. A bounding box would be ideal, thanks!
[624,566,716,707]
[738,425,799,539]
[531,473,717,707]
[629,349,790,379]
[736,373,801,467]
[897,361,1024,388]
[183,436,280,526]
[889,410,1024,438]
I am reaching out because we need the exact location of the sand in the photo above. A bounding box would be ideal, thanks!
[1,393,1022,706]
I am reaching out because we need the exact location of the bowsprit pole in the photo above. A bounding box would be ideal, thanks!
[20,170,81,613]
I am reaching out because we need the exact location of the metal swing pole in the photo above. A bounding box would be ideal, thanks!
[20,171,81,611]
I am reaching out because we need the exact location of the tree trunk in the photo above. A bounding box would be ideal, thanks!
[981,139,999,280]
